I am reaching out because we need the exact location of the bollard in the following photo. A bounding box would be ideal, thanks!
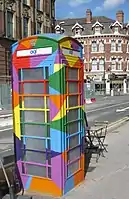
[111,89,114,96]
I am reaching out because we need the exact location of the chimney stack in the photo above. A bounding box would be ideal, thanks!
[86,9,92,23]
[116,10,124,23]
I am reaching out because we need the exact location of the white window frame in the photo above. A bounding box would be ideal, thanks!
[118,40,122,52]
[92,59,97,71]
[99,59,104,71]
[111,40,116,52]
[111,58,116,71]
[114,26,119,34]
[99,41,104,52]
[91,41,97,52]
[75,28,81,36]
[95,26,101,34]
[36,21,42,34]
[117,58,122,70]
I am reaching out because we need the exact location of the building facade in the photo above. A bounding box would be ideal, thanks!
[0,0,56,82]
[56,9,129,93]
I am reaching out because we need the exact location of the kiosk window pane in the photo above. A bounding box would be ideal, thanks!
[69,95,78,107]
[24,110,45,123]
[69,135,79,149]
[68,146,80,162]
[19,97,22,108]
[47,151,51,165]
[46,97,49,108]
[46,82,49,94]
[67,121,78,134]
[24,82,44,94]
[22,68,44,80]
[67,109,78,121]
[48,167,51,178]
[68,160,79,176]
[25,150,46,164]
[24,97,44,108]
[47,111,50,123]
[68,68,78,80]
[24,124,49,137]
[68,82,78,93]
[26,164,46,177]
[45,67,49,79]
[18,69,21,81]
[25,137,46,151]
[19,83,22,94]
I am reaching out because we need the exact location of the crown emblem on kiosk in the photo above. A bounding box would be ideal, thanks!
[30,40,36,47]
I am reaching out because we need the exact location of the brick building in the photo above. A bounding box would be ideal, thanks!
[0,0,56,82]
[56,9,129,92]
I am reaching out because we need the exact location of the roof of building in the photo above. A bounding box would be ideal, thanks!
[56,15,127,36]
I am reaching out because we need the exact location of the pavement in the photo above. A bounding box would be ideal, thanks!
[61,121,129,199]
[86,95,129,126]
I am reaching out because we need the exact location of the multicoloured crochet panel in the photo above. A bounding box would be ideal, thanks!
[11,34,85,197]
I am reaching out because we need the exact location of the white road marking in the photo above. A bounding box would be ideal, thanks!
[0,127,13,132]
[86,101,129,113]
[116,106,129,112]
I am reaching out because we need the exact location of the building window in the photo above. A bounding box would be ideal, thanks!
[52,0,55,18]
[118,40,122,51]
[23,17,28,37]
[92,59,97,71]
[95,26,101,34]
[37,0,40,10]
[99,41,104,52]
[75,28,81,35]
[37,22,42,34]
[114,26,119,34]
[91,41,97,52]
[111,40,116,52]
[23,0,27,4]
[7,11,13,38]
[99,59,104,71]
[111,58,116,70]
[117,58,122,70]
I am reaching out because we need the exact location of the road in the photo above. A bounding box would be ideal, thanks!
[86,95,129,126]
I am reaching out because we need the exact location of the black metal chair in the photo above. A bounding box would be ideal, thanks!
[84,113,108,162]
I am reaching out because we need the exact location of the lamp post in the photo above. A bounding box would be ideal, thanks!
[108,65,112,94]
[103,60,106,96]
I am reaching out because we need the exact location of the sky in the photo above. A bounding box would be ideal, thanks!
[56,0,129,22]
